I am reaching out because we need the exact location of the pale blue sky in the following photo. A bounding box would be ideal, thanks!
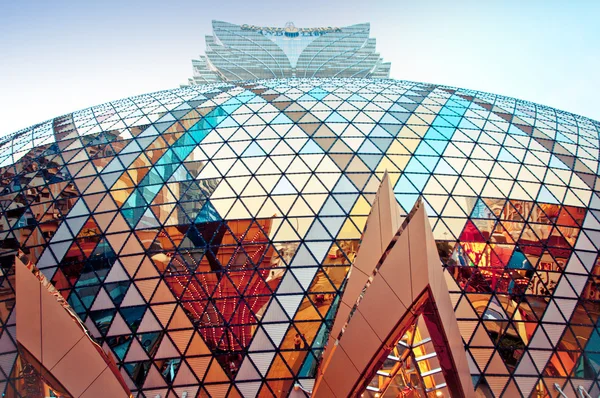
[1,0,598,136]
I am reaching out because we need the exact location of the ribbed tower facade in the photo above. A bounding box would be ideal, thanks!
[186,21,390,85]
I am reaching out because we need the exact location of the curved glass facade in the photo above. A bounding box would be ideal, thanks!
[1,78,600,397]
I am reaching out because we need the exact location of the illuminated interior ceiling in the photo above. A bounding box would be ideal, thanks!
[364,315,449,398]
[0,78,598,397]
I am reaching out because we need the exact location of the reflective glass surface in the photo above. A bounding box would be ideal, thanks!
[0,78,599,397]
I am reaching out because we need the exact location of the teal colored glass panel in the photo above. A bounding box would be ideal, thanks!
[507,250,533,270]
[121,306,146,332]
[89,309,117,336]
[195,201,221,223]
[109,337,132,361]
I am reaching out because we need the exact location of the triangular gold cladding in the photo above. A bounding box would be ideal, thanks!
[15,257,132,397]
[325,173,404,346]
[314,198,474,398]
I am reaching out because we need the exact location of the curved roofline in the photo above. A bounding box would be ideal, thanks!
[4,77,598,147]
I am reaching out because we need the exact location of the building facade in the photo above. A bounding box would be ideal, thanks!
[186,21,390,85]
[1,20,600,398]
[2,78,600,397]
